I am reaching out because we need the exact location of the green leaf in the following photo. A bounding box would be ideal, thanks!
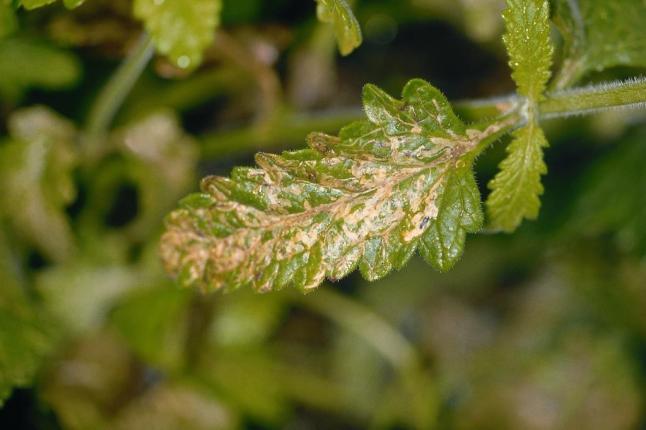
[486,122,548,232]
[553,0,646,88]
[20,0,85,9]
[316,0,362,56]
[0,1,17,39]
[133,0,222,70]
[0,107,78,262]
[160,79,514,292]
[0,227,54,406]
[502,0,553,100]
[568,131,646,256]
[0,37,81,101]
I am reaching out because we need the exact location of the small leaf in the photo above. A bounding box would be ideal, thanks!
[133,0,222,70]
[486,122,548,232]
[553,0,646,88]
[0,107,78,261]
[316,0,362,56]
[502,0,553,100]
[0,37,81,101]
[160,79,511,292]
[20,0,85,9]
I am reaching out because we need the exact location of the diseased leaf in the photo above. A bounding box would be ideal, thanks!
[316,0,362,56]
[160,79,514,292]
[21,0,85,9]
[568,131,646,256]
[133,0,222,70]
[554,0,646,88]
[0,37,81,101]
[486,122,548,232]
[502,0,553,99]
[0,107,78,262]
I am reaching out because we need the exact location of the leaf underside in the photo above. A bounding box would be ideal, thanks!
[160,79,515,293]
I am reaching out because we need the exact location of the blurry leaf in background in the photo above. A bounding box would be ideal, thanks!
[568,131,646,257]
[315,0,362,56]
[133,0,222,70]
[21,0,86,9]
[553,0,646,88]
[42,333,138,430]
[112,382,236,430]
[0,0,17,39]
[115,111,198,240]
[111,285,192,373]
[0,107,77,262]
[0,228,55,406]
[0,37,81,102]
[411,0,505,43]
[37,261,140,335]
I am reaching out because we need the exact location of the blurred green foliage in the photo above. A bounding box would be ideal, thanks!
[0,0,645,429]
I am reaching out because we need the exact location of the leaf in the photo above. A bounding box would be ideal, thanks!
[0,227,54,406]
[0,37,81,101]
[486,122,548,232]
[0,0,17,39]
[20,0,86,10]
[502,0,553,100]
[568,131,646,256]
[133,0,222,70]
[316,0,362,56]
[487,0,553,232]
[0,107,78,262]
[553,0,646,88]
[160,79,514,292]
[115,112,199,240]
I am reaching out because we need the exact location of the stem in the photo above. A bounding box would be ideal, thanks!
[540,77,646,119]
[85,33,155,138]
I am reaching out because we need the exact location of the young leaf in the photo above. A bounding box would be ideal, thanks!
[133,0,222,70]
[553,0,646,88]
[0,107,77,262]
[160,79,515,292]
[316,0,362,56]
[487,0,553,232]
[486,122,548,232]
[502,0,553,100]
[21,0,85,9]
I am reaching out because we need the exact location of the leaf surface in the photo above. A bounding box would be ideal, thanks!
[486,122,548,232]
[161,79,514,292]
[0,0,17,39]
[554,0,646,88]
[0,107,77,261]
[502,0,553,99]
[316,0,362,56]
[133,0,222,70]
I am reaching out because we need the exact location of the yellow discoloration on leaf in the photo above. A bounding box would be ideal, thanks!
[160,79,512,292]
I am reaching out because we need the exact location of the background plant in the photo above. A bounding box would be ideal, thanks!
[0,0,645,429]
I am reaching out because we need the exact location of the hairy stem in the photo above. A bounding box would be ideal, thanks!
[540,77,646,118]
[85,33,155,138]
